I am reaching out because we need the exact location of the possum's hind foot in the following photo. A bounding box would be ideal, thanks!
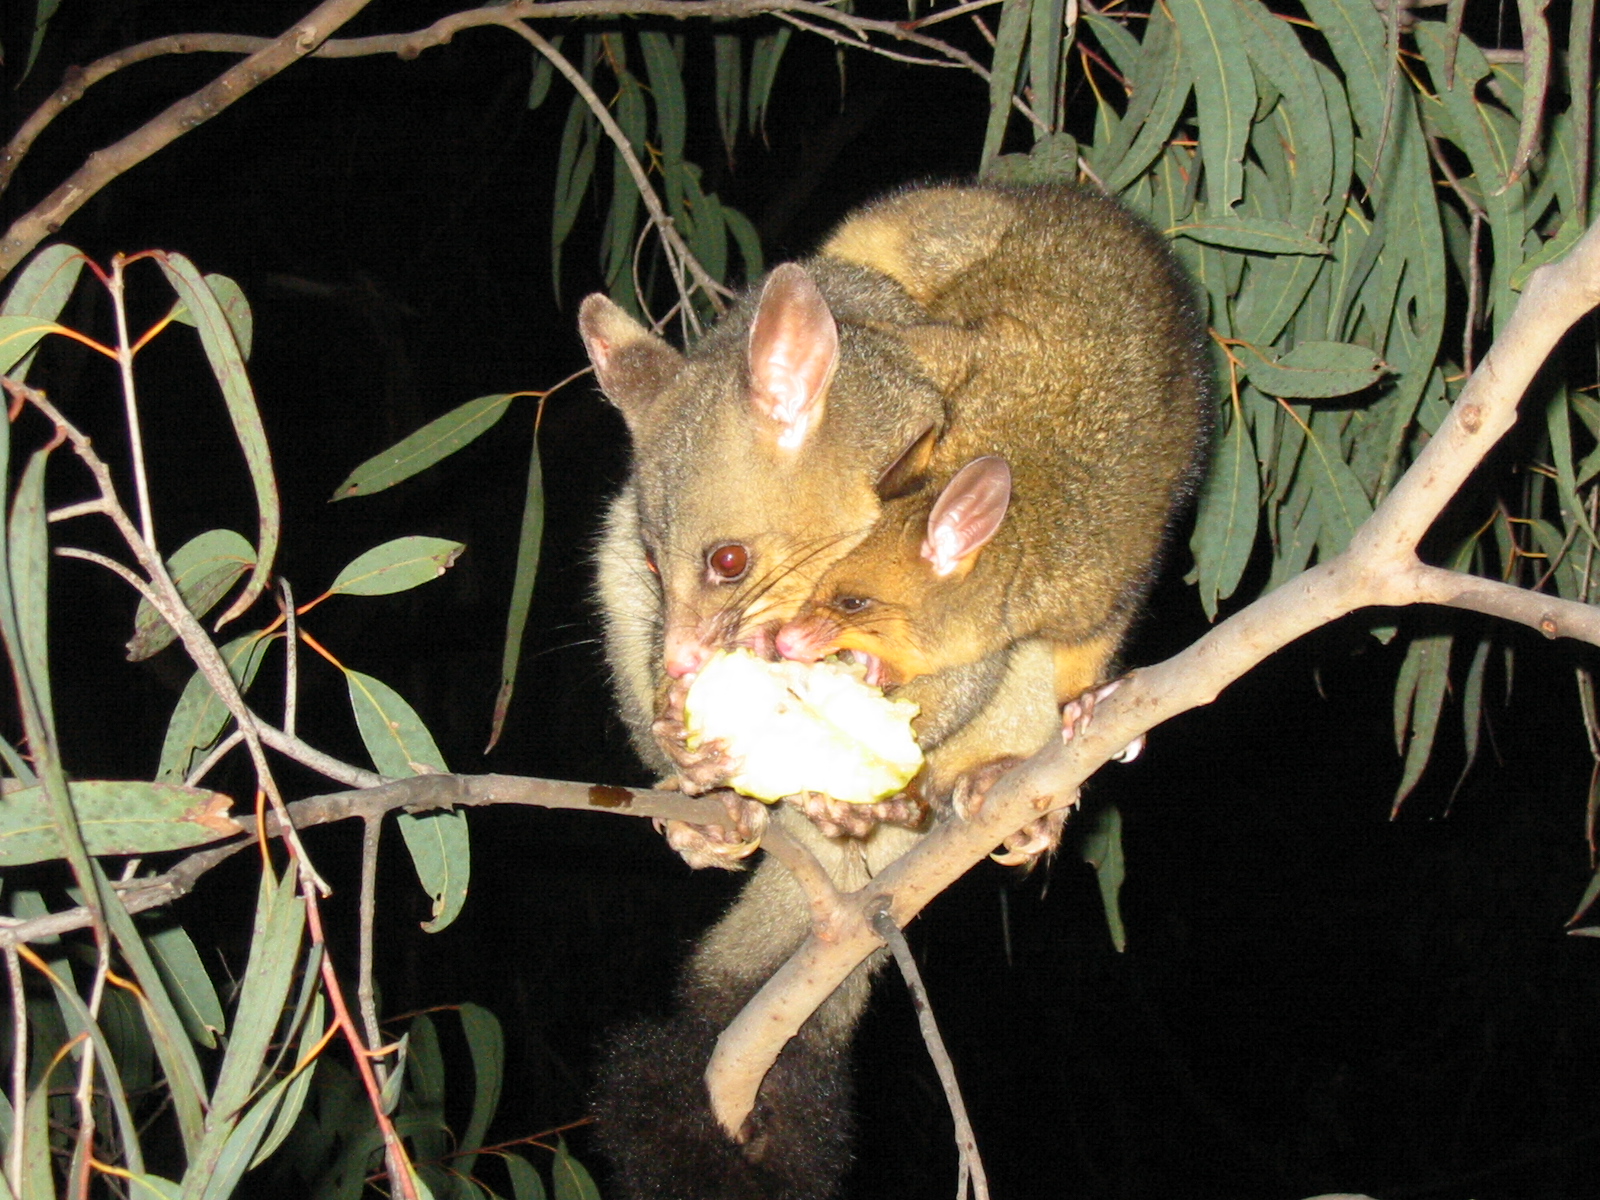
[656,791,768,870]
[1060,677,1144,763]
[947,756,1065,866]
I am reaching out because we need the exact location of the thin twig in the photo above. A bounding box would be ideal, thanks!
[357,815,387,1084]
[108,256,156,552]
[282,580,300,739]
[870,903,989,1200]
[5,945,25,1193]
[499,20,731,314]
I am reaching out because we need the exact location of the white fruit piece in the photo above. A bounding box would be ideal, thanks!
[683,649,924,803]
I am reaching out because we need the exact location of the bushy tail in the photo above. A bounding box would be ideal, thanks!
[593,997,855,1200]
[593,813,891,1200]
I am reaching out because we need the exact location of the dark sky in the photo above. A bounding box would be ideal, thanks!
[4,4,1600,1199]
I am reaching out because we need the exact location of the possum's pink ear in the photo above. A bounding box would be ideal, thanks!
[747,264,839,450]
[921,457,1011,578]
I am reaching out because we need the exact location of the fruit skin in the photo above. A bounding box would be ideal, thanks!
[683,650,923,805]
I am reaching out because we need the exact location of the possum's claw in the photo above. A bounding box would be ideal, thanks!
[793,789,929,840]
[1060,678,1143,763]
[654,790,768,870]
[989,808,1069,866]
[950,756,1068,867]
[651,714,742,794]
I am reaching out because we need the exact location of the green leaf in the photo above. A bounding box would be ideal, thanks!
[1029,0,1068,134]
[127,529,257,661]
[146,921,226,1047]
[1455,635,1492,798]
[237,981,324,1177]
[980,0,1032,175]
[722,204,764,283]
[157,632,275,783]
[128,1176,183,1200]
[33,936,146,1174]
[489,432,544,752]
[1413,24,1525,331]
[639,32,686,164]
[397,808,471,934]
[345,670,467,932]
[455,1004,505,1181]
[157,254,279,628]
[604,64,648,294]
[1190,406,1260,618]
[347,669,448,778]
[747,28,792,136]
[551,1144,601,1200]
[1096,8,1190,196]
[1233,254,1325,347]
[198,1049,296,1200]
[333,393,517,499]
[0,244,83,380]
[328,536,465,598]
[713,33,742,161]
[406,1013,448,1164]
[505,1154,549,1200]
[1232,0,1336,230]
[1170,214,1330,255]
[169,273,254,361]
[180,868,305,1199]
[1393,633,1452,812]
[1080,804,1127,952]
[1169,0,1251,210]
[22,0,63,81]
[1300,0,1387,144]
[1302,408,1373,555]
[528,44,558,110]
[1546,387,1600,555]
[552,93,599,296]
[1237,340,1385,398]
[98,871,208,1155]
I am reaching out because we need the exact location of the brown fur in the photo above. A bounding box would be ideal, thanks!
[587,182,1210,1199]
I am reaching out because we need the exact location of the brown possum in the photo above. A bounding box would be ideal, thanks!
[587,182,1210,1200]
[775,183,1210,808]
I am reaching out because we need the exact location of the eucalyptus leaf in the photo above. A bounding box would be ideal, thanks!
[332,394,516,499]
[327,536,465,598]
[127,529,257,661]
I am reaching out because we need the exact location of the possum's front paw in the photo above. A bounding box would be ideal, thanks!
[793,788,929,840]
[655,790,768,869]
[651,714,741,794]
[1060,677,1143,762]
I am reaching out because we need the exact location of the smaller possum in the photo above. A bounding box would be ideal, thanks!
[776,184,1212,836]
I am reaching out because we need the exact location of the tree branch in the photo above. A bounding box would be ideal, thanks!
[0,775,736,948]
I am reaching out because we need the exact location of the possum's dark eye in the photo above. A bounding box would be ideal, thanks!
[834,595,873,615]
[707,543,749,581]
[643,546,659,575]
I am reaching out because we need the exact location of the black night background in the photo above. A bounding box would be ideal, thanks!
[2,3,1598,1198]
